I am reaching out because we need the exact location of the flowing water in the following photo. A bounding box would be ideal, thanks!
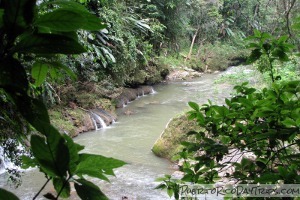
[0,68,242,200]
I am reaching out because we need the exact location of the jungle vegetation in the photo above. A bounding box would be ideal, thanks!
[0,0,299,199]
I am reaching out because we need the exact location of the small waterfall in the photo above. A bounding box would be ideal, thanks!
[91,117,99,131]
[0,154,5,174]
[96,109,117,124]
[91,112,107,130]
[95,114,107,129]
[150,87,156,94]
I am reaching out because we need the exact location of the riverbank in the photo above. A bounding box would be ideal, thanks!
[48,43,248,138]
[49,67,204,138]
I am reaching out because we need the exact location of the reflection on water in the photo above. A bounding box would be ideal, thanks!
[0,70,235,200]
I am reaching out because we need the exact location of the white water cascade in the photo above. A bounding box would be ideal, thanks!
[150,87,156,94]
[91,113,107,130]
[0,147,5,174]
[0,146,16,174]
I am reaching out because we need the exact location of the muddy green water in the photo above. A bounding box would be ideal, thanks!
[1,69,241,200]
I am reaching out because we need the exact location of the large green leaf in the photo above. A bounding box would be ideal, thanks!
[0,58,29,92]
[48,62,77,80]
[35,9,85,32]
[53,177,71,198]
[12,33,86,54]
[31,127,70,178]
[18,98,50,130]
[75,179,108,200]
[76,154,126,178]
[0,9,4,27]
[3,0,36,36]
[38,0,106,31]
[247,48,262,64]
[21,155,38,169]
[188,101,200,111]
[80,12,106,31]
[31,62,48,87]
[62,134,84,175]
[0,188,20,200]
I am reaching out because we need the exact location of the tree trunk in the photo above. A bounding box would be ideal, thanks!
[185,28,199,62]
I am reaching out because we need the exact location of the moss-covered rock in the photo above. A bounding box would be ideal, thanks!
[49,108,77,137]
[49,107,95,138]
[152,113,201,161]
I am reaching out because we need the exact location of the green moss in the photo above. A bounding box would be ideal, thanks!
[49,109,76,137]
[152,113,201,161]
[74,92,115,112]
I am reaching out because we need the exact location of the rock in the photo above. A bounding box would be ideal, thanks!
[124,109,134,115]
[172,171,184,179]
[166,69,202,81]
[140,86,153,95]
[152,113,201,160]
[92,109,115,125]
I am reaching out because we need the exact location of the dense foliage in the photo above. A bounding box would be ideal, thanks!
[0,0,299,199]
[0,1,125,199]
[156,29,300,199]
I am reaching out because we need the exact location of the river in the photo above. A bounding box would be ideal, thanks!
[0,68,244,200]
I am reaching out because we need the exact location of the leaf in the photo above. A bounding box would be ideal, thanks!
[49,67,59,80]
[255,173,280,183]
[239,98,253,108]
[38,1,106,31]
[0,9,4,27]
[272,49,289,61]
[12,33,86,54]
[253,29,261,38]
[215,106,229,117]
[155,184,167,190]
[75,179,109,200]
[101,47,116,63]
[20,98,50,129]
[62,134,83,174]
[225,98,231,107]
[31,127,70,178]
[282,118,296,127]
[32,62,48,87]
[76,154,126,178]
[0,57,29,92]
[278,166,288,178]
[35,9,85,32]
[247,49,262,64]
[53,178,70,198]
[50,62,77,80]
[278,35,289,43]
[79,12,106,31]
[21,155,38,169]
[188,101,200,111]
[167,188,174,198]
[43,193,56,200]
[0,188,20,200]
[3,0,36,35]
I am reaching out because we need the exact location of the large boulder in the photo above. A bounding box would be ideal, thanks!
[152,113,201,160]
